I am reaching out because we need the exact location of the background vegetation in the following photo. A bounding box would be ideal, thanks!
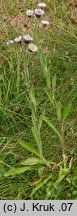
[0,0,77,199]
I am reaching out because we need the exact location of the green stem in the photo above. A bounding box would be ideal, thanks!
[61,121,65,156]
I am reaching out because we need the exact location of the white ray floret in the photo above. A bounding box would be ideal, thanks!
[41,20,49,27]
[14,36,22,43]
[28,43,38,52]
[23,34,33,43]
[6,40,15,46]
[38,2,46,9]
[26,9,34,17]
[35,8,45,18]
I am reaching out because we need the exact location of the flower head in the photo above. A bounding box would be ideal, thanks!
[14,36,22,43]
[26,9,34,17]
[6,40,14,46]
[28,43,38,52]
[38,2,46,9]
[35,8,44,18]
[23,34,33,43]
[41,20,49,27]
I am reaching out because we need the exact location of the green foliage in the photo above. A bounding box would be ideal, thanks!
[0,163,5,177]
[44,88,55,106]
[43,115,63,143]
[0,0,76,200]
[29,87,37,112]
[20,157,40,166]
[18,139,39,157]
[52,74,57,97]
[30,174,53,199]
[4,167,31,177]
[40,56,51,88]
[56,101,62,120]
[63,102,72,121]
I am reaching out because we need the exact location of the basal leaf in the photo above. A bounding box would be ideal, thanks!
[4,166,31,177]
[21,157,39,166]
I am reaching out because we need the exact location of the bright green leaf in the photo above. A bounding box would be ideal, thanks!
[32,126,43,158]
[43,115,63,143]
[63,102,72,121]
[21,157,39,166]
[44,88,55,106]
[38,111,45,131]
[38,166,44,177]
[18,139,39,157]
[56,101,62,119]
[30,174,52,198]
[4,166,31,177]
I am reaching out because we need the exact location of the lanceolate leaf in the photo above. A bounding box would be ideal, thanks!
[43,116,63,143]
[32,127,43,156]
[44,88,55,106]
[18,139,39,157]
[32,126,42,146]
[63,102,72,121]
[29,87,37,111]
[52,74,56,94]
[38,111,45,131]
[21,157,39,166]
[4,166,31,177]
[56,101,62,120]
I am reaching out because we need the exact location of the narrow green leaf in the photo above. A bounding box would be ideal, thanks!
[0,163,5,176]
[21,158,49,166]
[63,102,72,121]
[54,168,70,188]
[43,116,63,143]
[18,139,39,157]
[32,126,42,149]
[4,167,31,177]
[21,157,39,166]
[30,174,52,198]
[38,111,45,131]
[45,88,55,106]
[32,126,40,146]
[54,174,66,188]
[52,74,56,93]
[29,87,37,111]
[31,111,37,129]
[32,127,43,156]
[56,101,62,119]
